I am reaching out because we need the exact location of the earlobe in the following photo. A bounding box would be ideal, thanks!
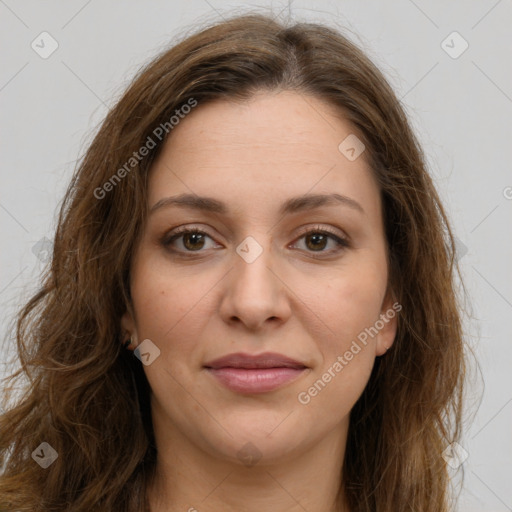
[376,295,400,356]
[376,312,397,356]
[120,308,138,350]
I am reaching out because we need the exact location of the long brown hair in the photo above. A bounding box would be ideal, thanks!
[0,12,466,511]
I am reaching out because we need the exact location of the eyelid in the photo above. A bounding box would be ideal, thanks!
[288,224,350,257]
[163,223,348,240]
[161,223,350,255]
[293,223,349,242]
[160,224,220,247]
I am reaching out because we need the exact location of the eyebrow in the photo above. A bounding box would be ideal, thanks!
[149,192,365,216]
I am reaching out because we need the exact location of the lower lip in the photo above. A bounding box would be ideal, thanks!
[205,367,307,393]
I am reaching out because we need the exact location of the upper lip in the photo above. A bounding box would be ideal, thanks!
[204,352,307,370]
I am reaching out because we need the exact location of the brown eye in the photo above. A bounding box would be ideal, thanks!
[291,227,349,257]
[182,232,206,251]
[161,226,349,258]
[304,232,329,251]
[162,229,218,252]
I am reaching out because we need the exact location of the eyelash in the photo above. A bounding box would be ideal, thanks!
[160,224,350,258]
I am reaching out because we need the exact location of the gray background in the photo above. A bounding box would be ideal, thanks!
[1,1,511,510]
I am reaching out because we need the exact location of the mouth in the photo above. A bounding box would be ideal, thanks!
[203,352,309,394]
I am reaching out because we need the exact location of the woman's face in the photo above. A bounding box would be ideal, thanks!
[122,90,397,467]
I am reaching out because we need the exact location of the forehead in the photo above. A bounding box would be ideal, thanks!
[147,91,380,220]
[156,90,358,161]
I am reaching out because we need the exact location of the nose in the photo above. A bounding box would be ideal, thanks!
[218,236,292,331]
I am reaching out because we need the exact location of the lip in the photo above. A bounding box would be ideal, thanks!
[203,352,309,394]
[204,351,307,370]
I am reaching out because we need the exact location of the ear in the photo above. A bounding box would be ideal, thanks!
[121,304,138,351]
[375,289,400,356]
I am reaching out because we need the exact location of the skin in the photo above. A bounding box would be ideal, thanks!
[121,90,397,512]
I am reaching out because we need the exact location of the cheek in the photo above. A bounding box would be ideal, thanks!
[129,251,207,350]
[294,271,382,416]
[298,261,386,350]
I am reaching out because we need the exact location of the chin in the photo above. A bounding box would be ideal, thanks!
[202,417,306,465]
